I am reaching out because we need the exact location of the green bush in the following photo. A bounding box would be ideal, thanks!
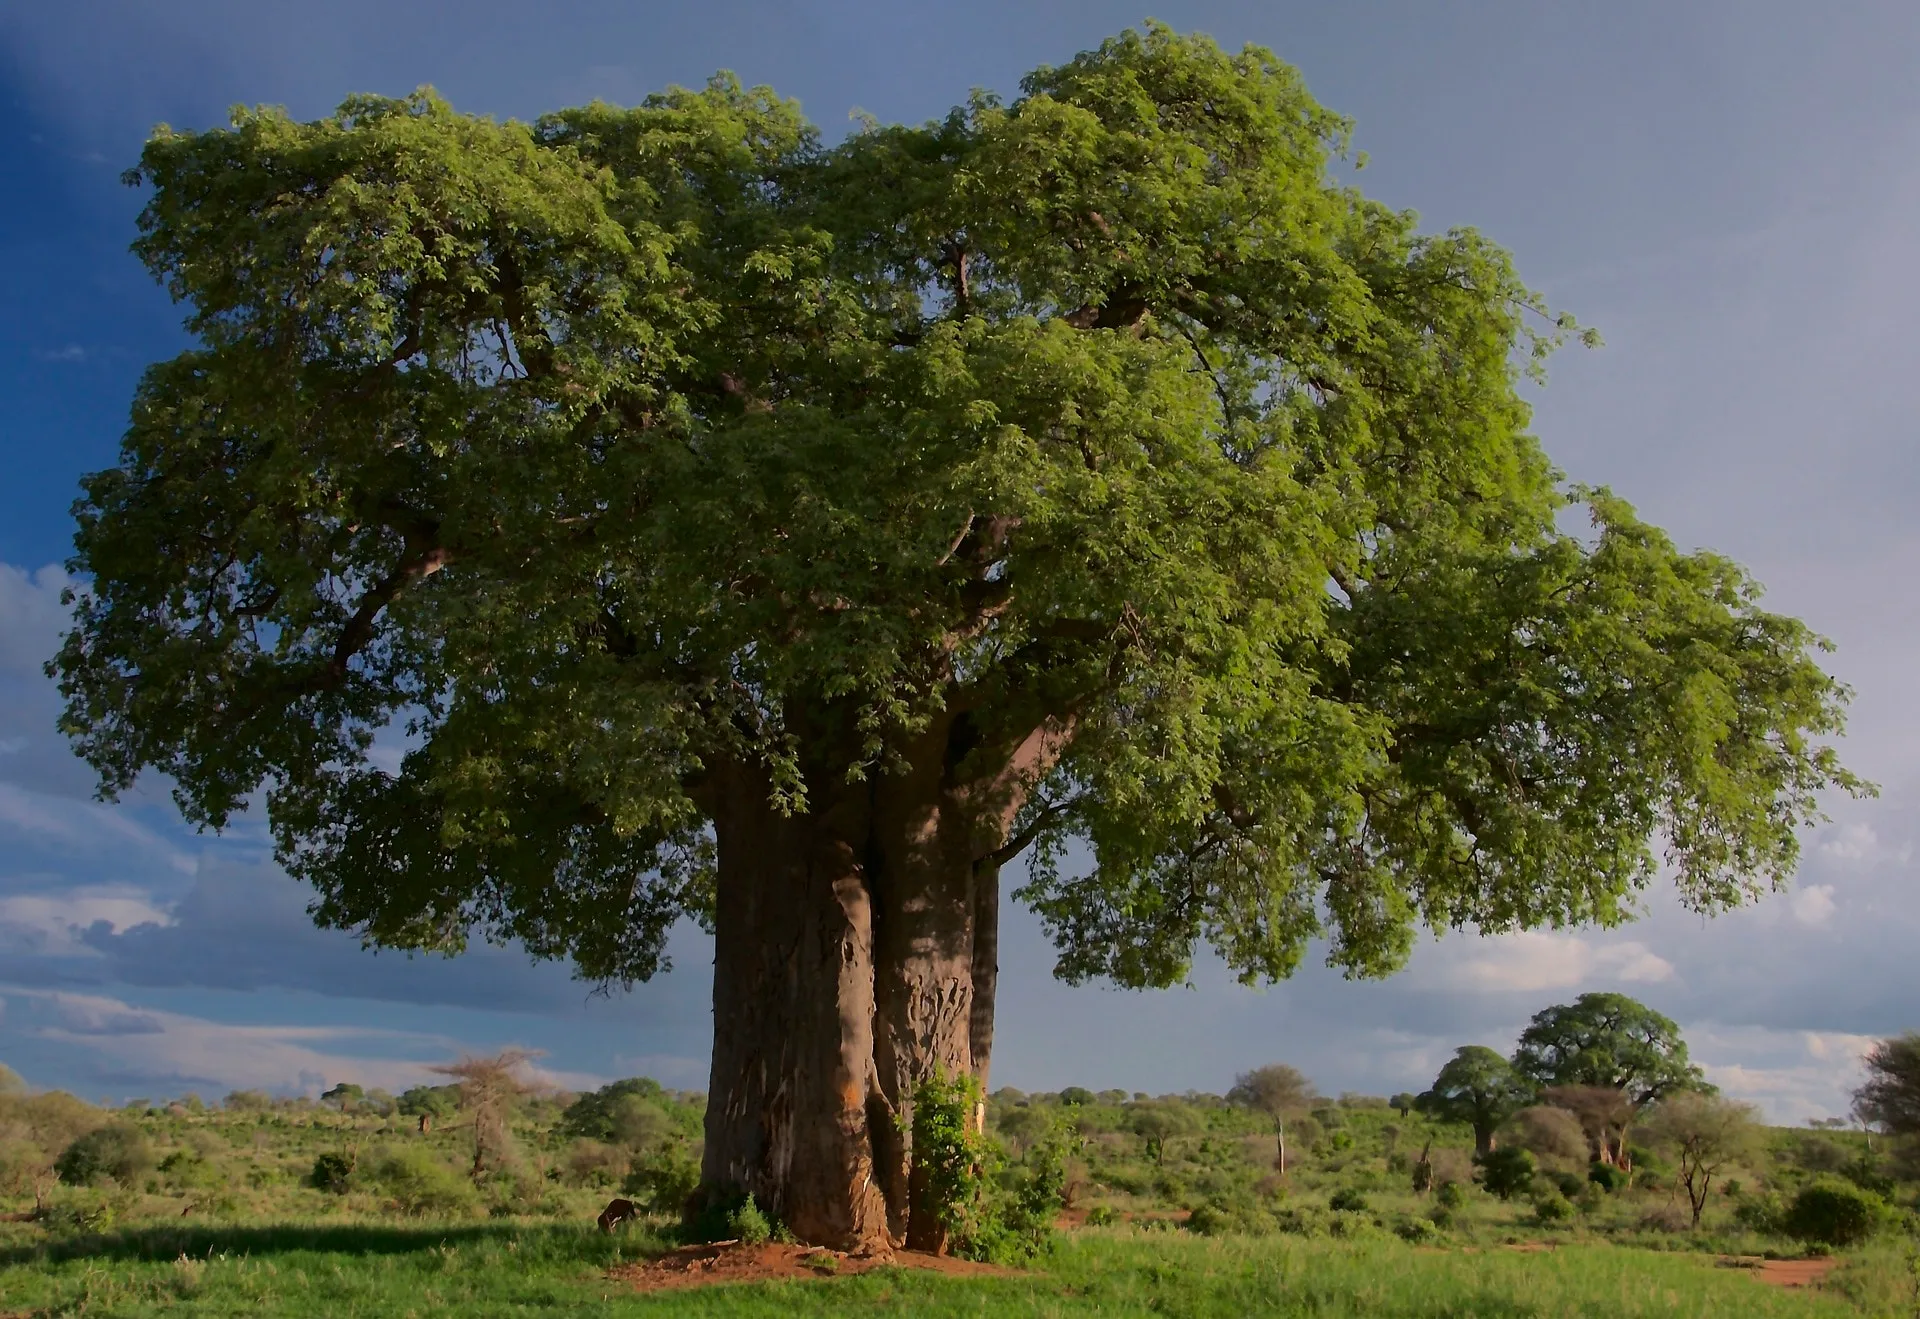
[1783,1177,1883,1247]
[621,1146,700,1214]
[1533,1187,1575,1224]
[1085,1204,1119,1226]
[1328,1187,1369,1213]
[1476,1146,1535,1201]
[1435,1180,1466,1209]
[1394,1215,1441,1244]
[357,1146,481,1218]
[728,1194,772,1245]
[54,1125,152,1187]
[307,1151,355,1194]
[1587,1163,1626,1193]
[901,1069,1068,1264]
[1732,1188,1785,1234]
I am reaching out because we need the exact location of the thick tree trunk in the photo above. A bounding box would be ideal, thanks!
[703,765,894,1249]
[698,713,1060,1251]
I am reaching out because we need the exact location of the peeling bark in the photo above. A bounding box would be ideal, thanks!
[698,710,1070,1251]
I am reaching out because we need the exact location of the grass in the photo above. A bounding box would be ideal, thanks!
[0,1219,1873,1317]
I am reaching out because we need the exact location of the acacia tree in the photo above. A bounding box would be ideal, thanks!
[1854,1033,1920,1134]
[1417,1046,1531,1155]
[1229,1064,1317,1177]
[431,1049,539,1176]
[52,27,1861,1248]
[1642,1092,1760,1228]
[1512,993,1708,1166]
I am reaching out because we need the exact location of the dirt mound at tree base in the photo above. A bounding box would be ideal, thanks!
[608,1240,1015,1292]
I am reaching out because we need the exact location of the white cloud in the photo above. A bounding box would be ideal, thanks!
[0,885,173,955]
[0,564,71,676]
[1690,1025,1877,1124]
[33,344,88,363]
[1443,931,1675,994]
[1791,884,1838,927]
[2,987,468,1096]
[1818,821,1912,866]
[0,782,199,875]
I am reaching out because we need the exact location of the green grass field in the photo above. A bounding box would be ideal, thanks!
[0,1219,1889,1317]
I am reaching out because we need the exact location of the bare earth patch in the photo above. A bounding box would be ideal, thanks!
[608,1240,1014,1293]
[1720,1256,1841,1290]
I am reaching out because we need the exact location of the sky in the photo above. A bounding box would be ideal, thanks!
[1,1,1916,1121]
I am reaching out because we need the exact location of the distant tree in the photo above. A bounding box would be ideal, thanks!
[397,1084,460,1134]
[1502,1104,1590,1170]
[1543,1084,1639,1169]
[1642,1092,1762,1229]
[320,1082,365,1112]
[1511,993,1707,1165]
[1416,1046,1532,1155]
[1229,1064,1316,1177]
[1126,1102,1202,1165]
[429,1050,540,1173]
[1058,1087,1096,1108]
[1854,1033,1920,1135]
[0,1066,25,1096]
[223,1089,273,1112]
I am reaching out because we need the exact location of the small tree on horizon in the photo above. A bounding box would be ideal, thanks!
[1229,1064,1316,1177]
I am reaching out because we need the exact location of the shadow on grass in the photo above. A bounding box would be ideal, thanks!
[0,1219,631,1269]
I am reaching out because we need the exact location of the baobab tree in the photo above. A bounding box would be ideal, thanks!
[54,26,1861,1248]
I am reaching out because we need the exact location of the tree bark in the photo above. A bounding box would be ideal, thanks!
[703,764,894,1249]
[698,712,1062,1251]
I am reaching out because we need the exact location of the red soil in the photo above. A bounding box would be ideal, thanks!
[1748,1256,1840,1290]
[607,1239,1013,1293]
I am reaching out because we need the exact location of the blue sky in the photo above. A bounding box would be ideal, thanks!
[2,1,1916,1117]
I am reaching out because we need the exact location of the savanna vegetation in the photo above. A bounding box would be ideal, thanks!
[4,997,1919,1314]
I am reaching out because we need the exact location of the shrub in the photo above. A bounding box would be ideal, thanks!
[1732,1189,1784,1234]
[1638,1204,1690,1234]
[357,1146,481,1218]
[1548,1170,1586,1199]
[622,1147,701,1214]
[1328,1187,1369,1213]
[1587,1162,1626,1192]
[54,1124,152,1187]
[307,1151,355,1194]
[1059,1087,1095,1107]
[1085,1204,1119,1227]
[1394,1215,1441,1243]
[728,1195,772,1244]
[911,1069,1065,1264]
[1533,1188,1575,1224]
[1476,1146,1535,1201]
[1783,1177,1883,1247]
[1435,1180,1466,1209]
[564,1139,627,1188]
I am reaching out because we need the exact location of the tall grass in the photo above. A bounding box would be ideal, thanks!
[0,1219,1863,1317]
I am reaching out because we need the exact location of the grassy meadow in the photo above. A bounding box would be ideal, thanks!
[0,1077,1909,1315]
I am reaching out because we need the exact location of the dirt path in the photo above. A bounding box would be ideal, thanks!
[608,1240,1013,1293]
[1750,1257,1839,1290]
